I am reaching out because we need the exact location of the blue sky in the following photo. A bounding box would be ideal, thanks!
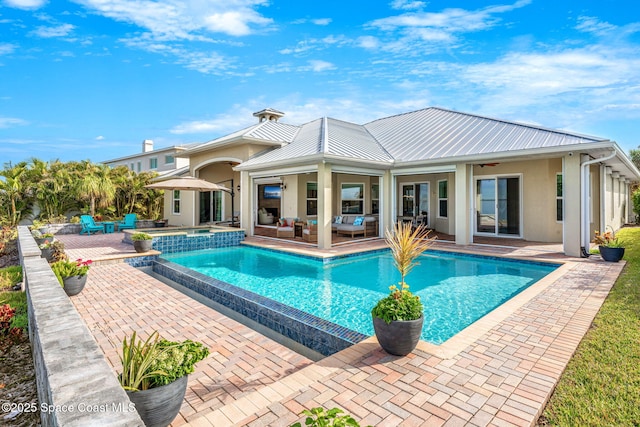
[1,0,639,166]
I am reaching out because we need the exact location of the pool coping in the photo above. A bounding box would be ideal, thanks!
[156,244,565,359]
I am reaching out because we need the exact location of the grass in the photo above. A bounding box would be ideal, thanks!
[541,227,640,426]
[0,265,21,291]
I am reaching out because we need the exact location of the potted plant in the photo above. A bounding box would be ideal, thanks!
[51,258,92,296]
[594,228,625,262]
[371,222,435,356]
[131,232,153,253]
[119,331,209,427]
[39,239,65,263]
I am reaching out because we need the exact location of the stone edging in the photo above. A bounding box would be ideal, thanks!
[17,226,142,426]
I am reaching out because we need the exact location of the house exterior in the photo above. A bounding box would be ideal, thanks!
[169,107,639,257]
[103,139,196,177]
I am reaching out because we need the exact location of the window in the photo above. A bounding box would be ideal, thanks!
[149,158,158,169]
[371,184,379,214]
[341,183,364,215]
[136,162,141,172]
[438,180,448,218]
[165,155,174,164]
[172,190,180,214]
[306,182,317,216]
[130,163,134,170]
[556,173,563,222]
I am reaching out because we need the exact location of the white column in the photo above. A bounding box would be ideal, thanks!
[563,154,581,257]
[455,163,472,245]
[318,162,332,249]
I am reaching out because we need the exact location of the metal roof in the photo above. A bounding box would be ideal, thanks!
[363,107,607,162]
[184,120,299,155]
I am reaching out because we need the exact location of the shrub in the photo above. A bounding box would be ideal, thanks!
[131,232,153,241]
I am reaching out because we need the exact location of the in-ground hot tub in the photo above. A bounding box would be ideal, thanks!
[122,226,245,254]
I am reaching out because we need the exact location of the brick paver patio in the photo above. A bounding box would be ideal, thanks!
[57,232,623,426]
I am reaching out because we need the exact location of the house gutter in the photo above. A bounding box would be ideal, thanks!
[580,149,617,257]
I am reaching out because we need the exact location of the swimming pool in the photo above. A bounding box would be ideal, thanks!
[161,246,557,346]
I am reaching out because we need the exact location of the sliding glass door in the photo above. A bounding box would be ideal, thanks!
[475,176,520,236]
[401,182,429,223]
[199,191,223,224]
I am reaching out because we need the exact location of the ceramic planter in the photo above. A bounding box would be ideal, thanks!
[40,247,54,262]
[372,315,424,356]
[126,375,188,427]
[62,275,87,296]
[133,239,153,253]
[599,246,625,262]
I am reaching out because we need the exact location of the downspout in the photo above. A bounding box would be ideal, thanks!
[580,150,616,257]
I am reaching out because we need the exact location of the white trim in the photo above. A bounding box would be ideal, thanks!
[340,182,365,215]
[391,165,456,175]
[473,173,523,238]
[437,179,448,219]
[556,172,563,223]
[172,190,181,215]
[249,165,318,178]
[192,157,243,173]
[331,165,386,176]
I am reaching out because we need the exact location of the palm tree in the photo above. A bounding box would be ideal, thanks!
[73,161,115,217]
[0,162,30,226]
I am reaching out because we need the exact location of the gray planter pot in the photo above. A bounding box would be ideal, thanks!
[372,315,424,356]
[133,239,153,253]
[126,375,188,427]
[599,246,625,262]
[62,275,87,296]
[40,247,54,262]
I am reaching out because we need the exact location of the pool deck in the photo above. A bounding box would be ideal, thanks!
[57,232,624,426]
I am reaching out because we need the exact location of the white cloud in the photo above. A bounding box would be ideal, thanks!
[575,16,617,36]
[0,43,17,55]
[204,10,272,36]
[312,18,331,26]
[73,0,273,39]
[95,135,105,140]
[31,23,75,38]
[357,36,379,49]
[305,60,335,72]
[0,117,28,128]
[4,0,47,10]
[390,0,426,10]
[366,0,531,53]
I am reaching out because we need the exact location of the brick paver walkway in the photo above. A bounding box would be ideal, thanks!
[57,232,623,426]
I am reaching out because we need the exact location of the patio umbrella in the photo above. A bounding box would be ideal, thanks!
[145,177,231,193]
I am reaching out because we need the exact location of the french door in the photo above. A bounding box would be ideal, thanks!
[199,191,223,224]
[475,176,521,236]
[401,183,429,223]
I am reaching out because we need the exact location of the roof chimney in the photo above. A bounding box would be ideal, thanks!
[253,108,285,123]
[142,139,154,153]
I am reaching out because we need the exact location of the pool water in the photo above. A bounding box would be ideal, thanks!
[163,247,557,344]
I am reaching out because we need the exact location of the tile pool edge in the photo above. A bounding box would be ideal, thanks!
[152,258,369,356]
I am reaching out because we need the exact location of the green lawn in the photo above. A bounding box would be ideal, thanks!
[541,227,640,426]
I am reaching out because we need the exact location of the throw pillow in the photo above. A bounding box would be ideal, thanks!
[335,216,343,224]
[353,216,364,226]
[279,217,286,226]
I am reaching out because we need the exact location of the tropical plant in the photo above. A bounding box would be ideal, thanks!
[73,161,116,217]
[632,188,640,223]
[39,240,66,262]
[119,331,209,392]
[594,228,623,248]
[371,222,435,324]
[51,259,92,284]
[291,407,366,427]
[0,162,31,226]
[131,232,153,241]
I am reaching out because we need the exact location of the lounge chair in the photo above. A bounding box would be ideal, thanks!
[117,213,137,231]
[258,208,274,225]
[79,215,103,235]
[276,218,295,238]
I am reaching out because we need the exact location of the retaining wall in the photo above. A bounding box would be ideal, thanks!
[17,226,143,426]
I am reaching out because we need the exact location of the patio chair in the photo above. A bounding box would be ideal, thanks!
[276,218,295,238]
[79,215,103,235]
[302,221,318,243]
[117,213,137,231]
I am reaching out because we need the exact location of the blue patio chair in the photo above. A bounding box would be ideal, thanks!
[79,215,103,235]
[117,213,137,231]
